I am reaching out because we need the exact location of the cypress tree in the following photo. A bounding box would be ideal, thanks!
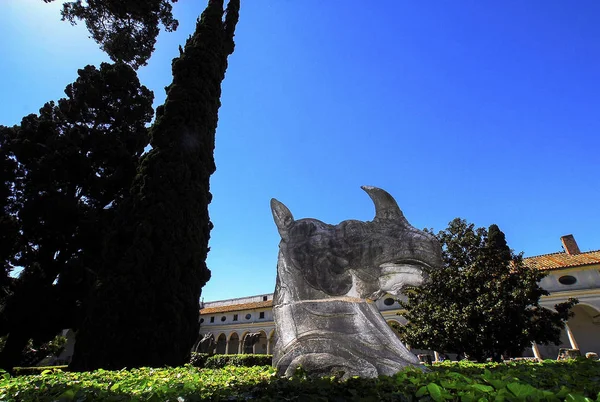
[70,0,240,371]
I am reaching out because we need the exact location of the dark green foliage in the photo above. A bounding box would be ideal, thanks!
[16,335,68,368]
[399,218,578,362]
[11,365,68,376]
[0,128,19,309]
[0,62,153,371]
[44,0,179,68]
[188,352,211,368]
[1,359,599,401]
[70,0,240,371]
[189,353,273,368]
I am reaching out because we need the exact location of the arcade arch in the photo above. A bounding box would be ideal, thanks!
[566,303,600,355]
[228,332,240,354]
[216,333,227,354]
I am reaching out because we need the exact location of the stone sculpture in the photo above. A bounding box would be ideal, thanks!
[270,186,442,379]
[243,332,261,353]
[195,333,216,354]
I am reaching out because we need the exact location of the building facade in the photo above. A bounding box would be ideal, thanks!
[198,235,600,359]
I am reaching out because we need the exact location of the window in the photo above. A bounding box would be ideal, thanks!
[263,295,268,301]
[221,316,226,322]
[200,318,204,324]
[558,275,577,285]
[210,317,215,323]
[245,314,251,320]
[259,311,265,319]
[233,314,238,321]
[384,298,395,306]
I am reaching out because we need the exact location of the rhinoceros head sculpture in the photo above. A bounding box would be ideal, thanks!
[270,186,442,378]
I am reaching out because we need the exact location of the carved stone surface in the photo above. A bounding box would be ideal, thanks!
[243,332,261,353]
[271,186,442,379]
[196,333,216,354]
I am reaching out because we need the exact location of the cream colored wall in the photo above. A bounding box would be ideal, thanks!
[199,264,600,357]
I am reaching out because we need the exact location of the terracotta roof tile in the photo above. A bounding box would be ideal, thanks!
[200,300,273,315]
[523,250,600,271]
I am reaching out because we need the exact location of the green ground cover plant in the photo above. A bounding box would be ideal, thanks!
[189,353,272,369]
[11,366,68,376]
[1,358,598,401]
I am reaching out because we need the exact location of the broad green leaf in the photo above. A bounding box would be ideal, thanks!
[566,394,593,402]
[416,385,428,397]
[427,382,444,402]
[507,382,536,398]
[470,384,493,393]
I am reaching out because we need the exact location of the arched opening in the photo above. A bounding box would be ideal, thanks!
[216,333,227,354]
[240,331,249,354]
[386,318,431,357]
[255,331,268,354]
[228,333,240,355]
[535,303,600,359]
[267,329,277,354]
[567,303,600,356]
[242,332,255,354]
[242,331,265,354]
[386,319,402,339]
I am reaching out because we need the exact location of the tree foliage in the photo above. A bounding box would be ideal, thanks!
[0,62,153,371]
[398,218,578,362]
[44,0,179,68]
[70,0,240,371]
[0,129,19,308]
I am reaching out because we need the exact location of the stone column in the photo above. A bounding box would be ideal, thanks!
[434,351,440,362]
[225,339,230,354]
[565,323,579,350]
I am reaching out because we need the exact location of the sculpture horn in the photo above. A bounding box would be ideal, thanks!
[271,198,294,240]
[361,186,407,223]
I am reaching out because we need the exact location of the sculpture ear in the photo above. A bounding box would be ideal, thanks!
[271,198,294,239]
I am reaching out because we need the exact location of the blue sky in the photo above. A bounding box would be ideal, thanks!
[1,0,599,302]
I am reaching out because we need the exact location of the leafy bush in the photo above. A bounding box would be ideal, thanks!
[0,358,598,401]
[189,352,272,368]
[188,352,210,368]
[11,366,68,376]
[204,354,272,369]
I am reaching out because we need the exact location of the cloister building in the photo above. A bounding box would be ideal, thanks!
[198,235,600,360]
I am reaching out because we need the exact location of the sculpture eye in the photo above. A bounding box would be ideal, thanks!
[345,223,364,240]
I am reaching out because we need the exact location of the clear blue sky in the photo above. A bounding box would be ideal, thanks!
[2,0,599,302]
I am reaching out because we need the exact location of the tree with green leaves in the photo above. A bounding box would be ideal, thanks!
[70,0,240,371]
[44,0,179,69]
[398,218,577,362]
[0,62,153,371]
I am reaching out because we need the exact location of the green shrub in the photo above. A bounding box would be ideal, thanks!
[189,353,272,368]
[204,354,272,368]
[11,366,68,376]
[188,352,210,368]
[1,359,598,401]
